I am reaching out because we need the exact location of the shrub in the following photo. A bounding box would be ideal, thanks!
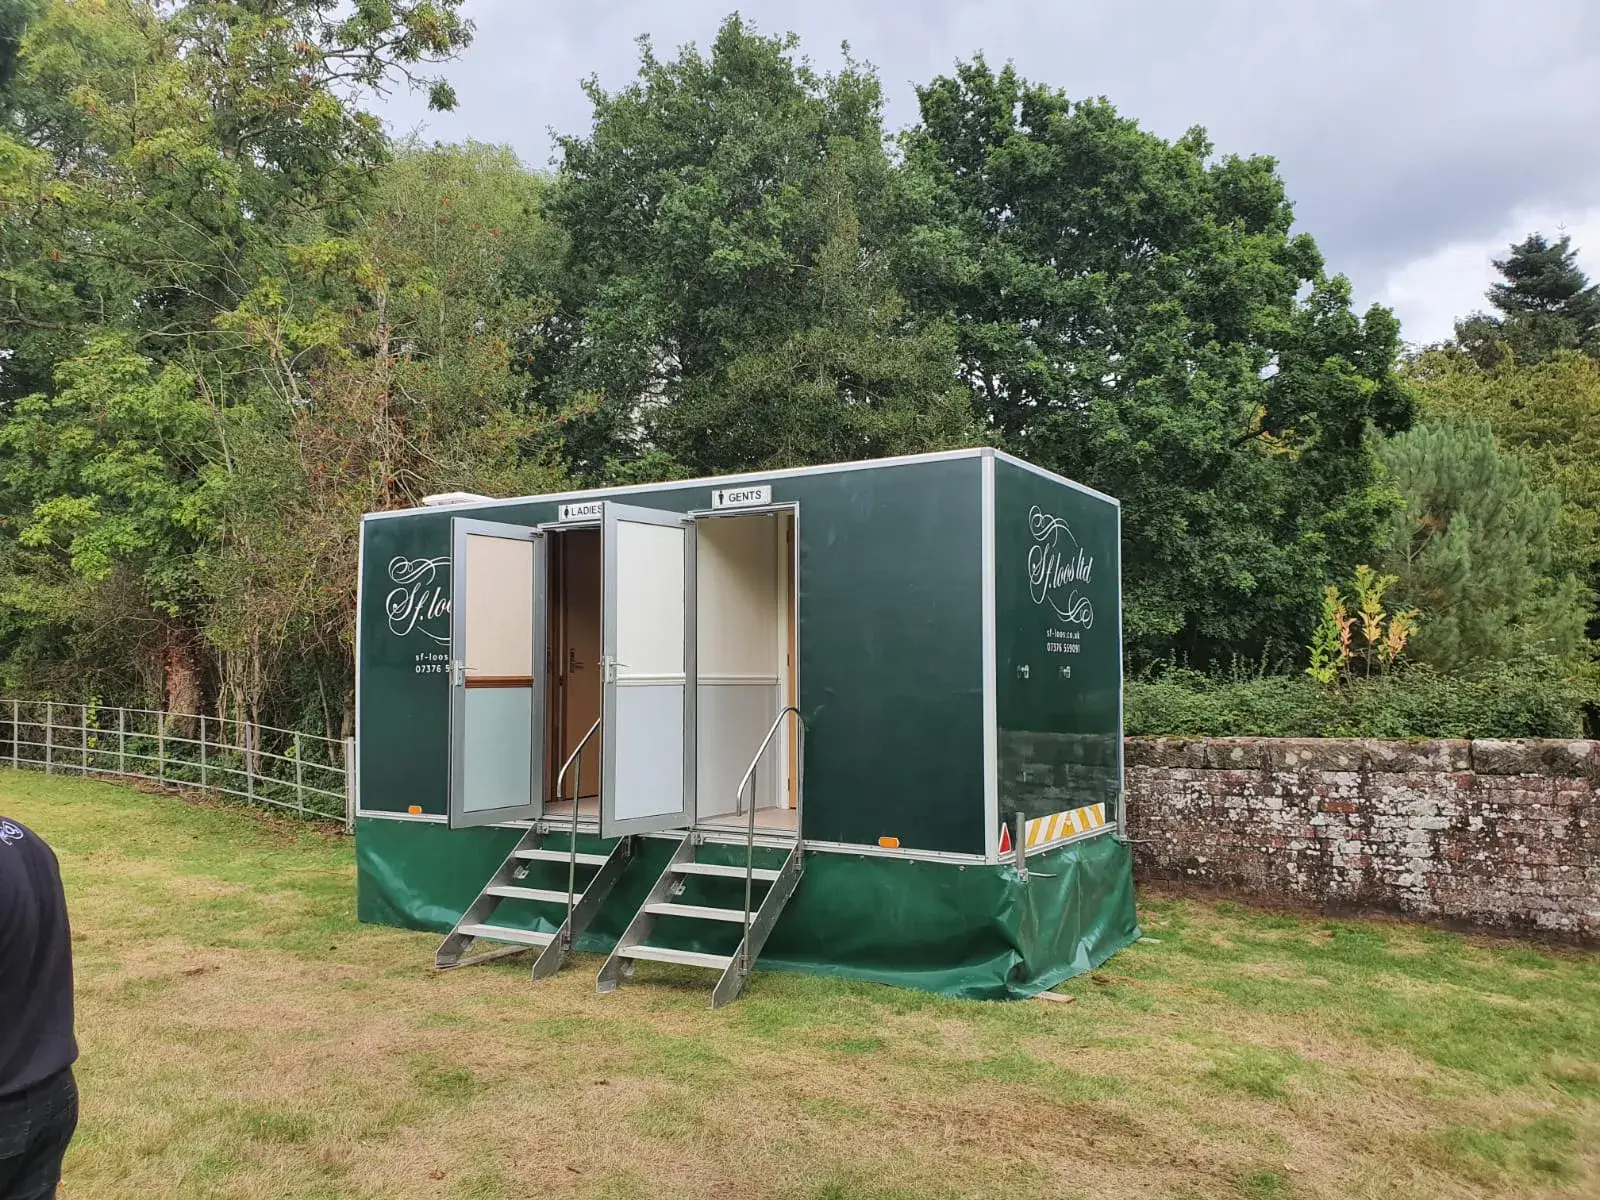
[1125,660,1598,740]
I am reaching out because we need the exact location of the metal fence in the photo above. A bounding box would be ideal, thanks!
[0,698,354,830]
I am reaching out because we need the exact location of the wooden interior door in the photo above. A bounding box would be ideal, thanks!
[556,529,602,802]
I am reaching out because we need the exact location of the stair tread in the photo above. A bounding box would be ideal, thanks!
[618,944,733,970]
[514,848,609,867]
[671,862,780,882]
[458,923,555,947]
[645,902,748,923]
[486,885,581,904]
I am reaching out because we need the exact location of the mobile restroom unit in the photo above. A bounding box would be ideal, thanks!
[355,448,1139,1003]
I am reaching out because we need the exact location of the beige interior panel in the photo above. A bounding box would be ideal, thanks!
[464,534,533,677]
[696,513,780,678]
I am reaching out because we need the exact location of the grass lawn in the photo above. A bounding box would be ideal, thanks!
[5,769,1598,1200]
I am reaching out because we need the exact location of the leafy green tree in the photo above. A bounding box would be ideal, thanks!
[1455,233,1600,365]
[201,142,567,735]
[896,59,1411,664]
[1376,420,1588,668]
[1409,349,1600,632]
[0,0,473,724]
[531,16,977,482]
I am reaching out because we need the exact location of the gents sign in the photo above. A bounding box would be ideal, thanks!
[711,484,772,509]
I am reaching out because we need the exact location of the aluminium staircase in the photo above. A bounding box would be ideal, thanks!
[434,709,805,1008]
[596,833,802,1007]
[435,827,633,977]
[435,716,620,979]
[598,705,805,1008]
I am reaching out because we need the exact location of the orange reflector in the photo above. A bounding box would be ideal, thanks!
[407,805,422,815]
[878,836,900,849]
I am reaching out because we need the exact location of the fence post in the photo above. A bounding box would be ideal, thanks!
[157,710,165,785]
[10,700,17,769]
[200,715,208,790]
[293,732,304,815]
[246,722,255,803]
[118,707,126,776]
[80,704,88,775]
[44,701,52,774]
[343,737,356,834]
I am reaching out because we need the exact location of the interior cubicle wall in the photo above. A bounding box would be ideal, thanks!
[695,511,784,820]
[357,453,991,855]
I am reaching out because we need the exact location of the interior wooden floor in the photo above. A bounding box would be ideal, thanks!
[698,806,798,832]
[540,798,797,832]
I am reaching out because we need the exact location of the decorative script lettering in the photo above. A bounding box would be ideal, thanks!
[386,556,451,643]
[1028,507,1094,629]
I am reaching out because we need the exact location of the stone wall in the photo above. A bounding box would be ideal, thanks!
[1123,737,1600,942]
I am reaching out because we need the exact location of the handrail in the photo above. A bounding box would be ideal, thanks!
[736,705,803,972]
[555,716,602,949]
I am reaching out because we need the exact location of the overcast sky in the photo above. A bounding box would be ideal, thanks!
[379,1,1600,347]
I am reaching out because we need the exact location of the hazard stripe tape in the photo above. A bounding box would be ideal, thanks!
[1023,802,1106,850]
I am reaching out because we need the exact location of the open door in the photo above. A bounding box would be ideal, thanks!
[599,502,695,836]
[448,519,546,829]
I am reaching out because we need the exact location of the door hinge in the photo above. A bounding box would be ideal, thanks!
[451,660,465,686]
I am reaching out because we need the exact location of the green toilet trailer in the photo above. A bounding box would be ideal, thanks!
[355,448,1139,1003]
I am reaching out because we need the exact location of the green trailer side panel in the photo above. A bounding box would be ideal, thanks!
[360,511,456,827]
[356,819,1139,1000]
[790,458,985,853]
[358,456,987,855]
[993,458,1123,829]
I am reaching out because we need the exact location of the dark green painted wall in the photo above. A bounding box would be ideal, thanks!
[993,458,1123,831]
[359,455,989,854]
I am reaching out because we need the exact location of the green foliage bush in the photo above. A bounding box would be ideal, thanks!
[1125,661,1599,740]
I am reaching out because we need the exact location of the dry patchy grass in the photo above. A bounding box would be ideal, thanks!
[5,769,1598,1200]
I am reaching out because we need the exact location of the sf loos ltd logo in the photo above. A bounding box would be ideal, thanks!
[386,556,451,644]
[1027,506,1094,630]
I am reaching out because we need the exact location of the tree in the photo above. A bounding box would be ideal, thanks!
[201,141,568,735]
[0,0,473,725]
[1454,233,1600,365]
[896,59,1412,665]
[1409,349,1600,634]
[1375,420,1588,668]
[530,16,977,482]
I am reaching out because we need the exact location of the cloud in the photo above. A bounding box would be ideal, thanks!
[378,0,1600,344]
[1378,207,1600,347]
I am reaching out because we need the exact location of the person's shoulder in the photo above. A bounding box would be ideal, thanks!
[0,817,53,866]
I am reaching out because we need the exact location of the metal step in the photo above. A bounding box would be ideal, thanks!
[486,885,581,904]
[644,902,748,923]
[671,861,780,883]
[617,944,733,970]
[515,848,610,868]
[457,923,555,947]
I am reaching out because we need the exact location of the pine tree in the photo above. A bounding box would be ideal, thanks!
[1376,420,1589,667]
[1455,233,1600,364]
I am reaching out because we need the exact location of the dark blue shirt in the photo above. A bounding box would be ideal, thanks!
[0,818,77,1096]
